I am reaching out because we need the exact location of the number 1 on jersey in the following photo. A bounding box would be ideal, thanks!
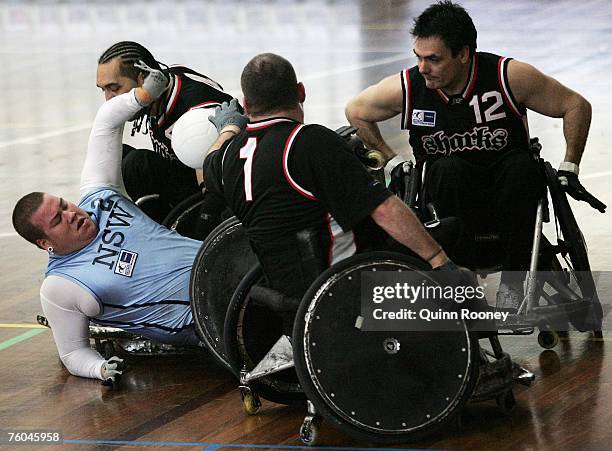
[240,137,257,201]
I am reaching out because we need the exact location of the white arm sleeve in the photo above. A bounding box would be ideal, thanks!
[79,89,144,199]
[40,276,106,380]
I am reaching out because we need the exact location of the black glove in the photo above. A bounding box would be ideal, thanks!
[433,260,480,303]
[208,98,248,133]
[558,169,584,198]
[433,260,459,272]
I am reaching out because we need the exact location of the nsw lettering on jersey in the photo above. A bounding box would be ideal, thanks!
[86,196,135,273]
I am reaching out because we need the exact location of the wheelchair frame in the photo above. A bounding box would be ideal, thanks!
[188,218,534,445]
[393,139,605,346]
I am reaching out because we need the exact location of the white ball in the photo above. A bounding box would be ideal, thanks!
[171,106,219,169]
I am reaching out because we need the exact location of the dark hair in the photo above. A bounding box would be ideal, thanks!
[240,53,299,116]
[98,41,162,81]
[411,1,477,57]
[12,192,46,246]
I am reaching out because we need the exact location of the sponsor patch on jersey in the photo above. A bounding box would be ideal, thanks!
[412,109,436,127]
[114,249,138,278]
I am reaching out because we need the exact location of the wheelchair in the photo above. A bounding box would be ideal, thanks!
[390,138,606,348]
[189,217,534,444]
[35,315,200,359]
[189,131,612,444]
[136,190,222,241]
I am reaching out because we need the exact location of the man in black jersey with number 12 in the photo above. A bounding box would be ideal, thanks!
[203,53,452,302]
[346,1,592,310]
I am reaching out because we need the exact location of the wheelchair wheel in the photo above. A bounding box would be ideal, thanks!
[292,252,479,443]
[190,217,259,370]
[224,264,305,405]
[134,194,168,223]
[543,162,602,331]
[162,192,206,239]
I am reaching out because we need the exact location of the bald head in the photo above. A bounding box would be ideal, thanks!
[240,53,300,116]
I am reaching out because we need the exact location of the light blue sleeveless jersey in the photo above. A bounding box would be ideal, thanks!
[46,188,202,344]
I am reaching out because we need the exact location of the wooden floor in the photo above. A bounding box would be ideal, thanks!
[1,1,611,449]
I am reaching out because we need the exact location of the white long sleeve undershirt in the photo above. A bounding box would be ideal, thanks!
[42,90,144,380]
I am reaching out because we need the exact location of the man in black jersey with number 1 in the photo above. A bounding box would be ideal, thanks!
[346,1,592,310]
[96,41,232,226]
[203,53,452,301]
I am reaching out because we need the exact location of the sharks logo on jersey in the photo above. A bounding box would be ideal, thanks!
[421,126,509,156]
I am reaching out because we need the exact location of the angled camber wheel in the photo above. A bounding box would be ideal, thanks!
[543,162,602,331]
[224,264,305,405]
[292,251,479,443]
[162,191,206,239]
[190,217,259,370]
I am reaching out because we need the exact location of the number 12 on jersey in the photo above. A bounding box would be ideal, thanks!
[239,137,257,201]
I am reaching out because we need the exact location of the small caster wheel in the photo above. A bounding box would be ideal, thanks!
[243,392,261,415]
[538,331,559,349]
[102,340,115,359]
[593,330,603,340]
[299,418,320,446]
[496,390,516,414]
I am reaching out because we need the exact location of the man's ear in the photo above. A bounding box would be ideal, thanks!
[459,45,470,64]
[36,238,50,251]
[243,96,250,115]
[297,82,306,103]
[137,72,145,87]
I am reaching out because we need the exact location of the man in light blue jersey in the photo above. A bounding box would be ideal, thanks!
[12,63,204,383]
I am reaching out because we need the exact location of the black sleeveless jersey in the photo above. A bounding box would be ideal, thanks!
[203,118,391,265]
[400,52,529,166]
[147,66,232,162]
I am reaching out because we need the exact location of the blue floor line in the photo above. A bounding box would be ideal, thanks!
[64,439,418,450]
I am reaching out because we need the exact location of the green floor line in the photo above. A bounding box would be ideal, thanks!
[0,328,47,351]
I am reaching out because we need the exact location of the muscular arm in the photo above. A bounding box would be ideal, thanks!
[345,73,404,159]
[206,125,241,158]
[371,195,448,268]
[40,276,106,380]
[80,88,156,199]
[508,59,591,165]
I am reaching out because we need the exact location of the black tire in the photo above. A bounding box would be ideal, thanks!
[293,251,479,444]
[162,192,207,240]
[224,264,305,405]
[189,217,259,371]
[543,162,602,331]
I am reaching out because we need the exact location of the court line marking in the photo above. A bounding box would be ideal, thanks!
[582,171,612,180]
[0,323,47,329]
[0,122,90,149]
[0,168,609,238]
[0,329,46,352]
[300,53,409,82]
[0,54,410,151]
[63,439,410,450]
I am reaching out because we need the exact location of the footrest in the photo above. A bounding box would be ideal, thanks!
[471,353,514,401]
[243,335,294,383]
